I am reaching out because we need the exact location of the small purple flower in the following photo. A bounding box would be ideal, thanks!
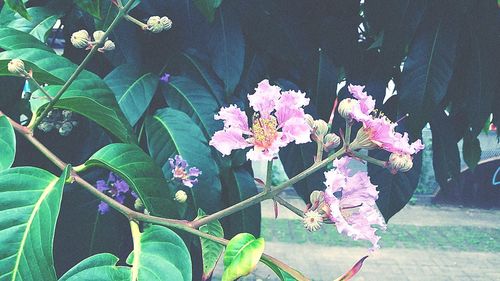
[96,172,135,215]
[160,73,170,83]
[168,155,202,188]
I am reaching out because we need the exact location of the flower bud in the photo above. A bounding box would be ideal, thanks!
[147,16,173,33]
[323,133,341,151]
[70,30,90,48]
[313,119,329,138]
[7,59,26,76]
[99,40,115,52]
[303,210,323,232]
[388,153,413,173]
[58,121,74,136]
[134,198,144,211]
[62,110,73,120]
[337,98,359,119]
[174,190,187,203]
[37,121,54,133]
[309,190,324,205]
[92,30,106,42]
[304,114,314,128]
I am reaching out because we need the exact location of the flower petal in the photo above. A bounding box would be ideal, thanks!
[210,128,251,156]
[214,104,249,132]
[248,79,281,117]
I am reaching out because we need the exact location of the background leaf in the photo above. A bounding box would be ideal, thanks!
[194,0,223,22]
[222,233,265,281]
[74,0,101,19]
[0,6,62,42]
[59,253,129,281]
[104,64,159,126]
[462,131,481,170]
[0,115,15,171]
[4,0,29,20]
[0,27,53,51]
[0,166,69,281]
[196,209,224,281]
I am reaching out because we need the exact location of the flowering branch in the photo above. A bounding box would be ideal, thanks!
[274,195,304,218]
[28,0,137,130]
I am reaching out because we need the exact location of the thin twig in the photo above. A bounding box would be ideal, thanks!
[274,196,304,218]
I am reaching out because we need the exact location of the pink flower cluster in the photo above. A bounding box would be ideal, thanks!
[324,157,386,250]
[210,80,311,161]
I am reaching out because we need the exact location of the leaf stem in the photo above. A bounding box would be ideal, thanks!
[315,140,323,163]
[351,151,387,167]
[129,221,141,281]
[124,14,148,30]
[264,160,273,192]
[28,0,137,130]
[273,196,304,218]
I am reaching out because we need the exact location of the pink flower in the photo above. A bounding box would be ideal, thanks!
[324,156,386,250]
[347,84,375,121]
[209,80,312,161]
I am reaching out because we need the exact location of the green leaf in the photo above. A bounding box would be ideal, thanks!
[194,0,222,22]
[94,0,140,30]
[59,253,130,281]
[31,79,136,144]
[163,76,221,138]
[0,27,53,51]
[4,0,30,20]
[0,7,62,42]
[222,233,265,281]
[398,3,460,134]
[74,0,101,19]
[145,108,223,214]
[0,115,15,171]
[220,168,261,237]
[0,166,70,281]
[105,64,159,126]
[208,4,245,95]
[462,132,481,170]
[127,225,192,281]
[84,143,180,218]
[196,209,224,281]
[260,255,308,281]
[313,49,338,120]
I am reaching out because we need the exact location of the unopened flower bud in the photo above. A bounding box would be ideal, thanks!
[38,121,54,133]
[134,198,144,211]
[303,210,323,232]
[62,110,73,120]
[388,153,413,173]
[58,121,74,136]
[174,190,187,203]
[313,119,329,138]
[8,59,26,76]
[323,133,341,151]
[338,98,359,119]
[304,114,314,128]
[99,40,115,52]
[147,16,172,33]
[309,190,324,205]
[70,30,90,48]
[92,30,106,42]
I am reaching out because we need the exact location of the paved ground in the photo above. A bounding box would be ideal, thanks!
[212,199,500,281]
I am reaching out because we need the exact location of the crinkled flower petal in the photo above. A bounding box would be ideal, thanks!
[209,128,251,156]
[280,117,311,144]
[215,104,250,132]
[248,79,281,117]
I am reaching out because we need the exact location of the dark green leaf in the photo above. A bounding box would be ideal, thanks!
[0,166,69,281]
[222,233,265,281]
[145,108,223,215]
[313,49,338,120]
[194,0,222,22]
[127,225,192,281]
[94,0,140,30]
[0,7,62,42]
[4,0,30,20]
[163,76,221,138]
[208,4,244,95]
[84,143,180,218]
[220,167,261,237]
[59,253,129,281]
[0,115,15,171]
[398,3,460,134]
[0,27,53,51]
[196,209,224,281]
[462,131,481,170]
[105,64,159,126]
[74,0,101,19]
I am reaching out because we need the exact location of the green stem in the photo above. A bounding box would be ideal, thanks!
[191,147,346,228]
[125,14,148,30]
[26,74,53,102]
[274,196,304,218]
[315,140,323,163]
[344,121,352,149]
[351,150,387,167]
[264,160,273,192]
[29,0,137,130]
[129,221,141,281]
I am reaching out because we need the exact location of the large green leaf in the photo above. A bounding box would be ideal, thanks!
[208,4,244,95]
[59,253,129,281]
[127,225,192,281]
[0,27,52,51]
[0,116,15,171]
[313,49,338,121]
[4,0,29,20]
[145,108,223,214]
[0,166,69,281]
[222,233,265,281]
[105,64,159,126]
[398,3,460,134]
[220,167,261,237]
[194,0,222,22]
[196,209,224,281]
[84,143,179,218]
[74,0,101,19]
[0,6,62,42]
[163,76,221,138]
[31,79,136,144]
